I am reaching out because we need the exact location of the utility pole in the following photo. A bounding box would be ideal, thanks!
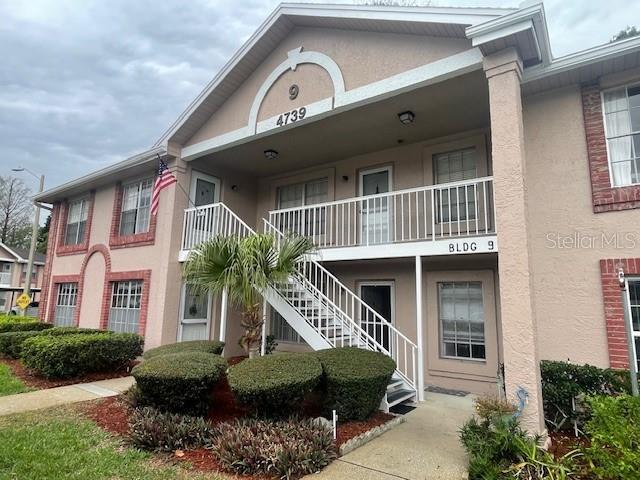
[12,167,44,315]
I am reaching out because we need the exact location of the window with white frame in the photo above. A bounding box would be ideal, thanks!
[119,179,153,236]
[108,280,143,333]
[64,198,89,245]
[603,85,640,186]
[439,281,485,360]
[0,262,11,285]
[626,279,640,372]
[54,283,78,327]
[276,178,329,235]
[434,148,477,222]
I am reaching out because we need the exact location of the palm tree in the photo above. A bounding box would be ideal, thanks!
[184,233,314,358]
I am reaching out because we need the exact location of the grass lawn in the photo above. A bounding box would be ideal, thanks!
[0,406,228,480]
[0,363,31,397]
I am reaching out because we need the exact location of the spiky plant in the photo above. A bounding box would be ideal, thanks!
[184,233,314,357]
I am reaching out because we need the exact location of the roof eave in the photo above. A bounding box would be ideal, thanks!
[35,146,167,203]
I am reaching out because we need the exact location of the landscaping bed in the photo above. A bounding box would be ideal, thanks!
[0,357,135,390]
[78,345,400,479]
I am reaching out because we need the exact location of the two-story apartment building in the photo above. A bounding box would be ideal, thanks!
[35,2,640,433]
[0,242,44,314]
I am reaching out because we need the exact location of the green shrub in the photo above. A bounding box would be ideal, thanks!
[128,406,216,452]
[0,320,52,333]
[315,347,396,420]
[0,331,43,358]
[460,397,576,480]
[41,327,108,336]
[583,395,640,479]
[540,360,630,431]
[21,332,143,378]
[0,314,40,325]
[132,351,227,414]
[212,417,336,479]
[228,353,322,415]
[142,340,224,360]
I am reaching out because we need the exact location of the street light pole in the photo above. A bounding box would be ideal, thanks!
[12,168,45,315]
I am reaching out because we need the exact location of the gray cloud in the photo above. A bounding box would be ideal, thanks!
[1,0,638,194]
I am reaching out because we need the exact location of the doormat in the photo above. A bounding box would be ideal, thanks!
[425,385,469,397]
[390,403,416,415]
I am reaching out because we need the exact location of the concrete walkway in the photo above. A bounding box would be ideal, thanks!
[0,376,134,416]
[307,392,474,480]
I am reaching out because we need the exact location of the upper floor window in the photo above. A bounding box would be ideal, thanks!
[434,148,477,222]
[120,178,153,236]
[277,178,328,209]
[603,85,640,187]
[64,198,89,245]
[0,262,11,285]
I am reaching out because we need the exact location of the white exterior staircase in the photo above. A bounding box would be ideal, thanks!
[181,203,419,409]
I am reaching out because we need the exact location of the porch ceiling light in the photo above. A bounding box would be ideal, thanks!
[264,149,279,160]
[398,111,415,125]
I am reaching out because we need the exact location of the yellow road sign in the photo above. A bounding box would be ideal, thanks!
[16,293,31,310]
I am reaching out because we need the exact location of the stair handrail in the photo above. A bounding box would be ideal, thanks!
[264,218,418,390]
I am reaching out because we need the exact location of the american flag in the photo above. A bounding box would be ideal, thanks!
[151,159,177,216]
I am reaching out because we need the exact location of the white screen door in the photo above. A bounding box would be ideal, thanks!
[359,167,392,245]
[179,284,211,342]
[190,171,221,239]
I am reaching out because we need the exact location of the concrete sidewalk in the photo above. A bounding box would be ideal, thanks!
[306,392,474,480]
[0,376,134,416]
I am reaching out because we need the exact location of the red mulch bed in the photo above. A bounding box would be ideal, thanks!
[1,357,135,390]
[81,356,399,478]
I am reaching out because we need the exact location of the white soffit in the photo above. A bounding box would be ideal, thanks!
[154,3,513,149]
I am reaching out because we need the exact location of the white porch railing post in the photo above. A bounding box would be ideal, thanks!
[261,299,268,356]
[219,288,228,343]
[415,255,425,401]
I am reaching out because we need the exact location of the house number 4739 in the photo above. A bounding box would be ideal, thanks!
[276,107,307,127]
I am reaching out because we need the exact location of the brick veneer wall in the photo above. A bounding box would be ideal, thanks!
[99,269,151,335]
[109,182,157,249]
[600,257,640,368]
[55,191,95,256]
[582,84,640,213]
[39,203,61,322]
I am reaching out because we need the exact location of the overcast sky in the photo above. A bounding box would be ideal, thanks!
[1,0,638,194]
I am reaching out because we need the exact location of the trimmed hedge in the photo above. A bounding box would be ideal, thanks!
[0,331,43,358]
[315,347,396,420]
[0,314,40,324]
[41,327,107,336]
[143,340,224,360]
[540,360,630,431]
[132,351,227,414]
[0,321,52,333]
[228,353,322,415]
[21,332,143,378]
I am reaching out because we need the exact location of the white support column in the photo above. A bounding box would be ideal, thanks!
[260,299,268,356]
[219,288,228,343]
[415,255,425,401]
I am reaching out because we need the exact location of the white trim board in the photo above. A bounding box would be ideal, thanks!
[315,235,498,262]
[181,48,484,161]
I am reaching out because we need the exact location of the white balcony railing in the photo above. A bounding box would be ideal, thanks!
[181,202,254,252]
[0,271,11,285]
[268,177,494,249]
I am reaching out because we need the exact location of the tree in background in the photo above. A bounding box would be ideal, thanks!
[611,26,639,42]
[0,176,33,249]
[37,214,51,254]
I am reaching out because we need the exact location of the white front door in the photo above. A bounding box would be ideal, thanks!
[178,284,212,342]
[359,166,392,245]
[190,171,221,207]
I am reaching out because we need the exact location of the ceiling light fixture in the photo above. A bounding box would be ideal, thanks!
[398,111,415,125]
[264,149,279,160]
